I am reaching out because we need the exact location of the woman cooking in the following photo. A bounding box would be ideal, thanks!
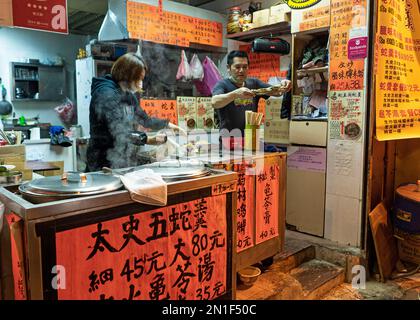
[86,52,184,172]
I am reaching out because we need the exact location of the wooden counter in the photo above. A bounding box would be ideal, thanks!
[179,151,287,270]
[0,170,237,300]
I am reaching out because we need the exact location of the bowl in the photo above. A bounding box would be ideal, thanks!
[238,266,261,286]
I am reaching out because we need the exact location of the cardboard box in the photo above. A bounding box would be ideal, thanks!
[0,145,26,164]
[269,4,291,24]
[270,4,291,16]
[252,9,270,28]
[264,119,290,144]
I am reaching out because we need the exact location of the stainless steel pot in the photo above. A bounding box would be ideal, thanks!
[0,170,22,185]
[18,171,123,204]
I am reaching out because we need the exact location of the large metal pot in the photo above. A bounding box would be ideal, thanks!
[18,171,123,204]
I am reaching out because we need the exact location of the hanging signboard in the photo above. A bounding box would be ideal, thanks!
[375,0,420,140]
[55,195,228,300]
[127,1,223,48]
[290,0,330,33]
[0,0,13,26]
[11,0,68,34]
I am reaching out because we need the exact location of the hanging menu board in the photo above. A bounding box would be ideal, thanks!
[127,1,223,48]
[329,0,367,92]
[55,195,228,300]
[140,100,178,125]
[290,0,331,33]
[375,0,420,140]
[239,44,283,83]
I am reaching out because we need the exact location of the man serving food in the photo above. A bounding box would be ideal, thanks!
[211,50,292,137]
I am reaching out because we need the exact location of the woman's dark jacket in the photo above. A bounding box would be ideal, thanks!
[86,75,168,172]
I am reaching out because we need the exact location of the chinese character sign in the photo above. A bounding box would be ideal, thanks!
[5,213,27,300]
[127,1,223,48]
[140,100,178,125]
[55,195,228,300]
[255,163,280,245]
[234,164,255,252]
[12,0,68,34]
[375,0,420,140]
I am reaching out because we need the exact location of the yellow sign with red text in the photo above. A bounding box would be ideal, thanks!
[375,0,420,140]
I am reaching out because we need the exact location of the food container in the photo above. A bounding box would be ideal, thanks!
[18,171,123,203]
[228,7,242,34]
[393,181,420,234]
[0,170,22,185]
[238,266,261,286]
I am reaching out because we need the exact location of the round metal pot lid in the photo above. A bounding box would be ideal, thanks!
[142,160,210,180]
[19,172,123,195]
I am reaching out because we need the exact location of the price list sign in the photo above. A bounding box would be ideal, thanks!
[329,0,367,92]
[127,1,223,48]
[55,195,228,300]
[375,0,420,140]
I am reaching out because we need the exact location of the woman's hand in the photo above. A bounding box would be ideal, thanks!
[168,122,187,136]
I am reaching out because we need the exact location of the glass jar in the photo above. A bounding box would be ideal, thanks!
[227,7,242,34]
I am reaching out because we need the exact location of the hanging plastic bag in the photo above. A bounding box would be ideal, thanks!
[54,97,76,126]
[189,54,204,81]
[194,56,223,96]
[176,50,192,82]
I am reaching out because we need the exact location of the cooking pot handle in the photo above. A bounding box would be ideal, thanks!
[61,171,87,183]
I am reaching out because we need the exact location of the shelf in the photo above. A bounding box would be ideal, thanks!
[226,21,291,42]
[296,66,329,76]
[15,79,39,81]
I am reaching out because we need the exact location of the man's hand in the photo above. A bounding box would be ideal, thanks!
[232,87,256,99]
[268,80,292,96]
[168,122,187,136]
[281,79,292,92]
[146,133,167,145]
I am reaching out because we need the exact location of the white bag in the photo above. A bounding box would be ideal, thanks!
[189,54,204,81]
[176,50,192,81]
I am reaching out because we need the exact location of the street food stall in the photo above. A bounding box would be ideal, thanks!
[0,165,237,300]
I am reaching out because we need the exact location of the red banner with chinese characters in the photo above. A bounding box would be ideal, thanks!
[12,0,68,34]
[127,1,223,48]
[140,100,178,125]
[235,164,255,252]
[255,163,280,245]
[5,213,27,300]
[55,195,227,300]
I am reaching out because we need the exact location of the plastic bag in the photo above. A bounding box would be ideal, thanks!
[176,50,192,82]
[194,56,222,96]
[54,98,76,126]
[189,54,204,81]
[120,169,167,206]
